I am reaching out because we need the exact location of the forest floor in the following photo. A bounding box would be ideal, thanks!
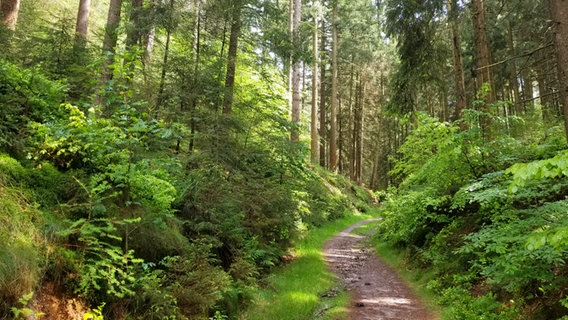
[323,219,437,320]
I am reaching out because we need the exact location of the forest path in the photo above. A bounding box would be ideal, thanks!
[323,218,437,320]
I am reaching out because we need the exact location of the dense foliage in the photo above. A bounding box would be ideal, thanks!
[375,106,568,319]
[2,0,568,318]
[0,15,372,320]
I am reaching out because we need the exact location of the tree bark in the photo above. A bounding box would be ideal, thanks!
[447,0,466,120]
[291,0,302,141]
[329,1,338,171]
[157,0,175,109]
[310,4,319,164]
[521,68,534,111]
[507,22,522,115]
[319,15,327,168]
[348,58,355,177]
[1,0,20,31]
[142,0,158,67]
[471,0,494,102]
[95,0,123,108]
[189,0,201,152]
[549,0,568,140]
[222,0,242,114]
[75,0,91,44]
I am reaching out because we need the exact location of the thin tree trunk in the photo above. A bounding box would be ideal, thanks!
[291,0,302,141]
[1,0,20,31]
[287,0,293,119]
[348,55,355,177]
[537,49,555,121]
[507,22,522,115]
[338,96,344,173]
[329,1,338,171]
[447,0,466,120]
[355,73,364,184]
[75,0,91,44]
[95,0,123,109]
[222,0,242,114]
[350,72,359,182]
[549,0,568,140]
[142,0,157,67]
[521,68,534,111]
[310,5,319,164]
[189,0,201,152]
[319,15,327,168]
[358,81,365,184]
[471,0,494,102]
[157,0,175,109]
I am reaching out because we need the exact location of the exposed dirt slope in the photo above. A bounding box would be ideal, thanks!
[323,219,437,320]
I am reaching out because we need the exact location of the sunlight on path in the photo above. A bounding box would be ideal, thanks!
[323,219,436,320]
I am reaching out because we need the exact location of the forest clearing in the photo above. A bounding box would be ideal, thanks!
[2,0,568,319]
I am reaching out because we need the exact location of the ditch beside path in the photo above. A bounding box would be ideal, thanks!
[323,218,437,320]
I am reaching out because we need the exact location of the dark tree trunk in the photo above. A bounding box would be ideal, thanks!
[319,15,327,168]
[329,1,338,171]
[448,0,466,120]
[310,6,319,164]
[291,0,301,141]
[471,0,494,102]
[75,0,91,44]
[157,0,175,109]
[95,0,123,109]
[222,0,242,114]
[1,0,20,31]
[549,0,568,140]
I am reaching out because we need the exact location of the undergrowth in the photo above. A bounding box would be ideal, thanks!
[0,60,376,320]
[374,110,568,319]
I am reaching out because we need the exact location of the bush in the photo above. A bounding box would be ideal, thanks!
[0,59,66,156]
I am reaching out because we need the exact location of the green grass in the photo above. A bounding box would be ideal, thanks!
[241,213,374,320]
[372,240,443,319]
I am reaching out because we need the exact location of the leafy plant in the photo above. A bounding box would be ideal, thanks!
[11,292,45,319]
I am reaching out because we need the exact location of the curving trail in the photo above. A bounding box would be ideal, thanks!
[323,218,437,320]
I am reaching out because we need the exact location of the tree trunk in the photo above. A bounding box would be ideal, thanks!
[189,0,201,152]
[157,0,175,109]
[125,0,143,49]
[355,73,364,184]
[521,68,534,111]
[75,0,91,44]
[1,0,20,31]
[95,0,123,108]
[319,16,327,168]
[549,0,568,140]
[471,0,494,102]
[329,1,338,172]
[287,0,293,119]
[142,0,158,67]
[507,22,522,115]
[338,95,344,173]
[350,72,359,182]
[447,0,466,120]
[222,0,242,114]
[291,0,302,141]
[310,5,319,164]
[348,58,355,177]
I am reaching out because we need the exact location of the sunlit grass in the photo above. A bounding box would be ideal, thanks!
[241,213,375,320]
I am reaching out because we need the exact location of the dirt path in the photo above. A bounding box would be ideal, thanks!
[323,218,436,320]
